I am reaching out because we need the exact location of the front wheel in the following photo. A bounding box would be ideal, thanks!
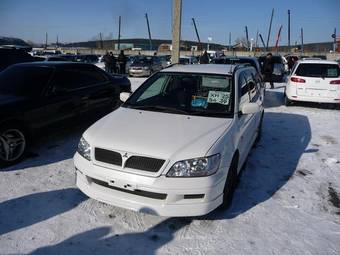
[219,155,239,210]
[0,125,28,168]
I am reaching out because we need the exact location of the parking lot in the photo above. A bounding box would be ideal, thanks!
[0,78,339,255]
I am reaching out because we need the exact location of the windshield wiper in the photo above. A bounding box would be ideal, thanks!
[188,110,232,117]
[128,105,190,114]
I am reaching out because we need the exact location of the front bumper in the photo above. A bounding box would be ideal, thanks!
[74,153,225,217]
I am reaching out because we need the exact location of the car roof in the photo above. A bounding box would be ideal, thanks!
[297,59,338,65]
[161,64,242,75]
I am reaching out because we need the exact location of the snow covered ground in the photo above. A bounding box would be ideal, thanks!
[0,78,340,255]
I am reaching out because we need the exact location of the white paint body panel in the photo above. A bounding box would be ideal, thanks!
[285,60,340,103]
[74,64,263,216]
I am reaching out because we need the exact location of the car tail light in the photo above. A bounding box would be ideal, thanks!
[330,80,340,85]
[290,77,306,83]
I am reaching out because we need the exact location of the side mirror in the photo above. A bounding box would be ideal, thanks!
[120,92,131,102]
[241,102,261,115]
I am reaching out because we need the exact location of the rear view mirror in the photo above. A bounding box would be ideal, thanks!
[241,103,260,115]
[120,92,131,102]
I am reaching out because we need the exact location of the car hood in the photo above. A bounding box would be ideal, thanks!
[85,107,232,161]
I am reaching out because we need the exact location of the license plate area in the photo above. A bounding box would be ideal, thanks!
[108,179,137,191]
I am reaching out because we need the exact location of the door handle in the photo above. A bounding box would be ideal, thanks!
[81,96,89,100]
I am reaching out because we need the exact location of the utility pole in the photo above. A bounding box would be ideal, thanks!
[333,28,337,52]
[45,32,48,49]
[301,28,304,54]
[99,32,103,49]
[275,25,283,53]
[191,18,201,51]
[259,33,266,51]
[288,9,291,52]
[117,16,121,50]
[172,0,182,64]
[229,32,232,51]
[245,26,249,51]
[266,8,274,51]
[255,29,259,48]
[145,13,153,51]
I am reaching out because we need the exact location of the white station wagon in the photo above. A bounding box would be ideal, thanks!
[285,59,340,105]
[74,64,264,216]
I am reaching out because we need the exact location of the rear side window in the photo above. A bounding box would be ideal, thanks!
[295,64,340,78]
[0,66,52,96]
[51,66,107,91]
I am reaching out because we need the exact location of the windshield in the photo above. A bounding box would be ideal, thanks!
[295,63,340,78]
[123,72,233,118]
[0,66,52,97]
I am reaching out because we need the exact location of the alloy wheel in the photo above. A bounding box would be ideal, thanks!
[0,129,26,162]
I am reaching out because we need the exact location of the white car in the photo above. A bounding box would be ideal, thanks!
[285,60,340,105]
[74,64,264,217]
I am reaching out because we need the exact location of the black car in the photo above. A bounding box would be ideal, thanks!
[76,54,99,63]
[0,48,35,72]
[211,56,262,74]
[0,62,131,167]
[211,56,265,93]
[258,55,285,83]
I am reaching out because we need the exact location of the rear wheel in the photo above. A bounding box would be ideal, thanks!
[0,125,28,168]
[219,155,239,210]
[285,95,292,106]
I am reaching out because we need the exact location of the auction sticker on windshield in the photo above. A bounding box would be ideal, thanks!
[207,91,230,105]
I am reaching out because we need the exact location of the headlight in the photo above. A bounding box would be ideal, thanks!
[166,154,220,177]
[77,137,91,161]
[143,66,150,70]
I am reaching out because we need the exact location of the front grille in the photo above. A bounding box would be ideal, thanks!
[95,148,122,166]
[90,177,167,200]
[125,156,165,172]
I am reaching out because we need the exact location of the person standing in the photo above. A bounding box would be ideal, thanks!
[109,52,117,73]
[199,50,209,64]
[117,50,127,74]
[263,52,274,89]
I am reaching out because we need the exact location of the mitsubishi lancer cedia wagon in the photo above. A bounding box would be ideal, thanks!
[74,64,264,217]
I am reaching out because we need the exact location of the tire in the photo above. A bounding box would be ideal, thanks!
[285,95,292,106]
[0,124,28,168]
[219,154,239,210]
[255,112,264,145]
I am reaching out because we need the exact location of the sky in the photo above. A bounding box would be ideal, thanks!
[0,0,339,46]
